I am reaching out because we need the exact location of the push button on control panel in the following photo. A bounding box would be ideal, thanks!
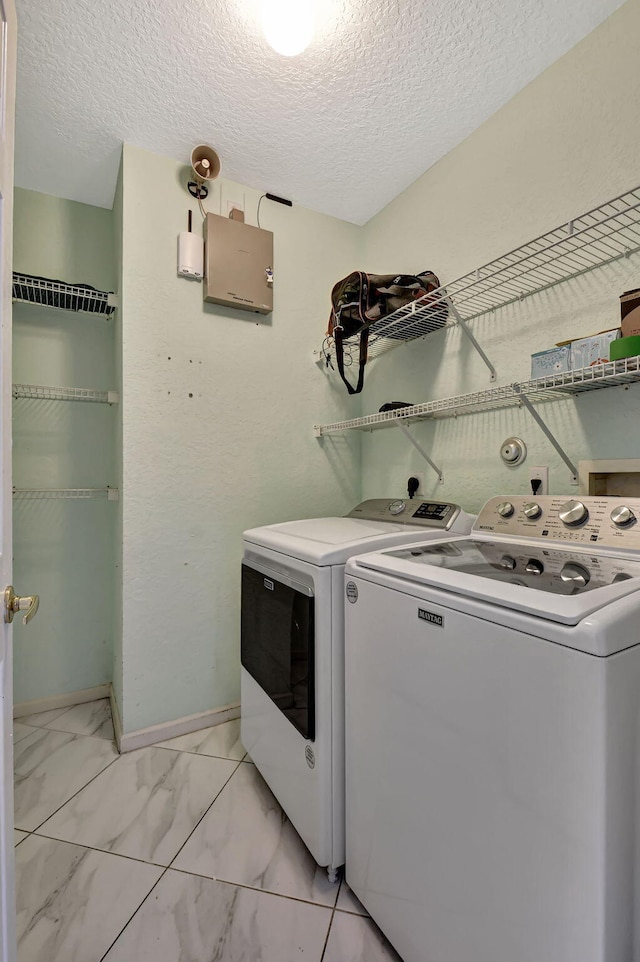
[411,502,451,520]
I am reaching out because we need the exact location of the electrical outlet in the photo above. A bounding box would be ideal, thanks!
[226,197,245,215]
[529,465,549,496]
[407,473,423,499]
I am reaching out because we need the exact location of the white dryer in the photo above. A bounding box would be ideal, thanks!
[344,495,640,962]
[240,497,474,879]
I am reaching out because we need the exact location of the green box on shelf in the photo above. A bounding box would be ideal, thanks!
[610,334,640,361]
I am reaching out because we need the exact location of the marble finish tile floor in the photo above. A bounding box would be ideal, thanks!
[37,698,115,740]
[13,703,402,962]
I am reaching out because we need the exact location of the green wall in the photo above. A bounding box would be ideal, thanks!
[116,146,361,734]
[12,187,118,705]
[358,0,640,512]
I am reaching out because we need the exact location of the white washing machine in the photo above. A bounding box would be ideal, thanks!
[345,495,640,962]
[240,497,475,879]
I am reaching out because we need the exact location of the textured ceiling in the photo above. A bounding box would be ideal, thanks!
[15,0,623,224]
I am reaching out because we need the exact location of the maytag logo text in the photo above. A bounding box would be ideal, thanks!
[418,608,444,628]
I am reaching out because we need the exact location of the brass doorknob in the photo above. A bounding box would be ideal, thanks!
[3,586,39,625]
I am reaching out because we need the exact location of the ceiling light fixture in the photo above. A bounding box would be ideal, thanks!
[262,0,315,57]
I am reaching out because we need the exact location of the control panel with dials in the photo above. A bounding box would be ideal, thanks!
[475,496,640,551]
[347,498,462,529]
[387,536,640,596]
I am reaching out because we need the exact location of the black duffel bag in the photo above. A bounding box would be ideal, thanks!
[327,270,446,394]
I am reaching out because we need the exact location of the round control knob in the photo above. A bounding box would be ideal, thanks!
[560,563,590,588]
[500,555,516,570]
[613,572,632,583]
[388,500,406,516]
[611,505,636,527]
[525,559,544,575]
[523,502,542,520]
[497,501,515,518]
[558,500,589,527]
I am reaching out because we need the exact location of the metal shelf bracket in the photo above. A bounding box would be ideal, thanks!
[396,421,444,484]
[447,298,496,382]
[513,384,578,483]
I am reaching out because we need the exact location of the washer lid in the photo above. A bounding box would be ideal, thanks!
[353,537,640,625]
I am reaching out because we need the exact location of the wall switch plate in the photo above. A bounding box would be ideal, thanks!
[529,466,549,496]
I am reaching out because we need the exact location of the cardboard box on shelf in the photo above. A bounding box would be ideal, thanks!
[621,289,640,337]
[570,328,620,369]
[622,311,640,337]
[530,345,571,379]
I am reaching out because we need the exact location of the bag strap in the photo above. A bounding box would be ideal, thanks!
[334,324,368,395]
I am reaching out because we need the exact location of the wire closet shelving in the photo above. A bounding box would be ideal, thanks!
[12,274,120,496]
[13,384,119,404]
[318,184,640,369]
[315,184,640,483]
[13,488,119,500]
[12,273,118,317]
[315,358,640,436]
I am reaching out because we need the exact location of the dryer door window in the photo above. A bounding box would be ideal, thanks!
[241,563,315,740]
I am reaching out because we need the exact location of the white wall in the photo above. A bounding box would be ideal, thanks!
[117,146,361,733]
[12,188,117,704]
[358,0,640,513]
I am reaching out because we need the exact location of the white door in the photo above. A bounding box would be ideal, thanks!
[0,2,18,960]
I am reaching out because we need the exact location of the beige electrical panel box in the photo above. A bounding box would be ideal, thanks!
[203,213,273,314]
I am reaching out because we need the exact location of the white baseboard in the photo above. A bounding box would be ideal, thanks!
[14,682,240,756]
[116,701,241,754]
[110,687,123,751]
[14,684,111,719]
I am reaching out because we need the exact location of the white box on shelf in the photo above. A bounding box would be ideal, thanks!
[530,346,571,379]
[570,329,620,369]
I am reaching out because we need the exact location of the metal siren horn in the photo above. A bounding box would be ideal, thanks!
[188,144,221,199]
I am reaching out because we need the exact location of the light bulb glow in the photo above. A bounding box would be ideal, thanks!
[262,0,314,57]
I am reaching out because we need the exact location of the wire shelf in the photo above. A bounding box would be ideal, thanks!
[314,357,640,436]
[12,273,118,317]
[13,384,118,404]
[319,184,640,363]
[13,488,119,500]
